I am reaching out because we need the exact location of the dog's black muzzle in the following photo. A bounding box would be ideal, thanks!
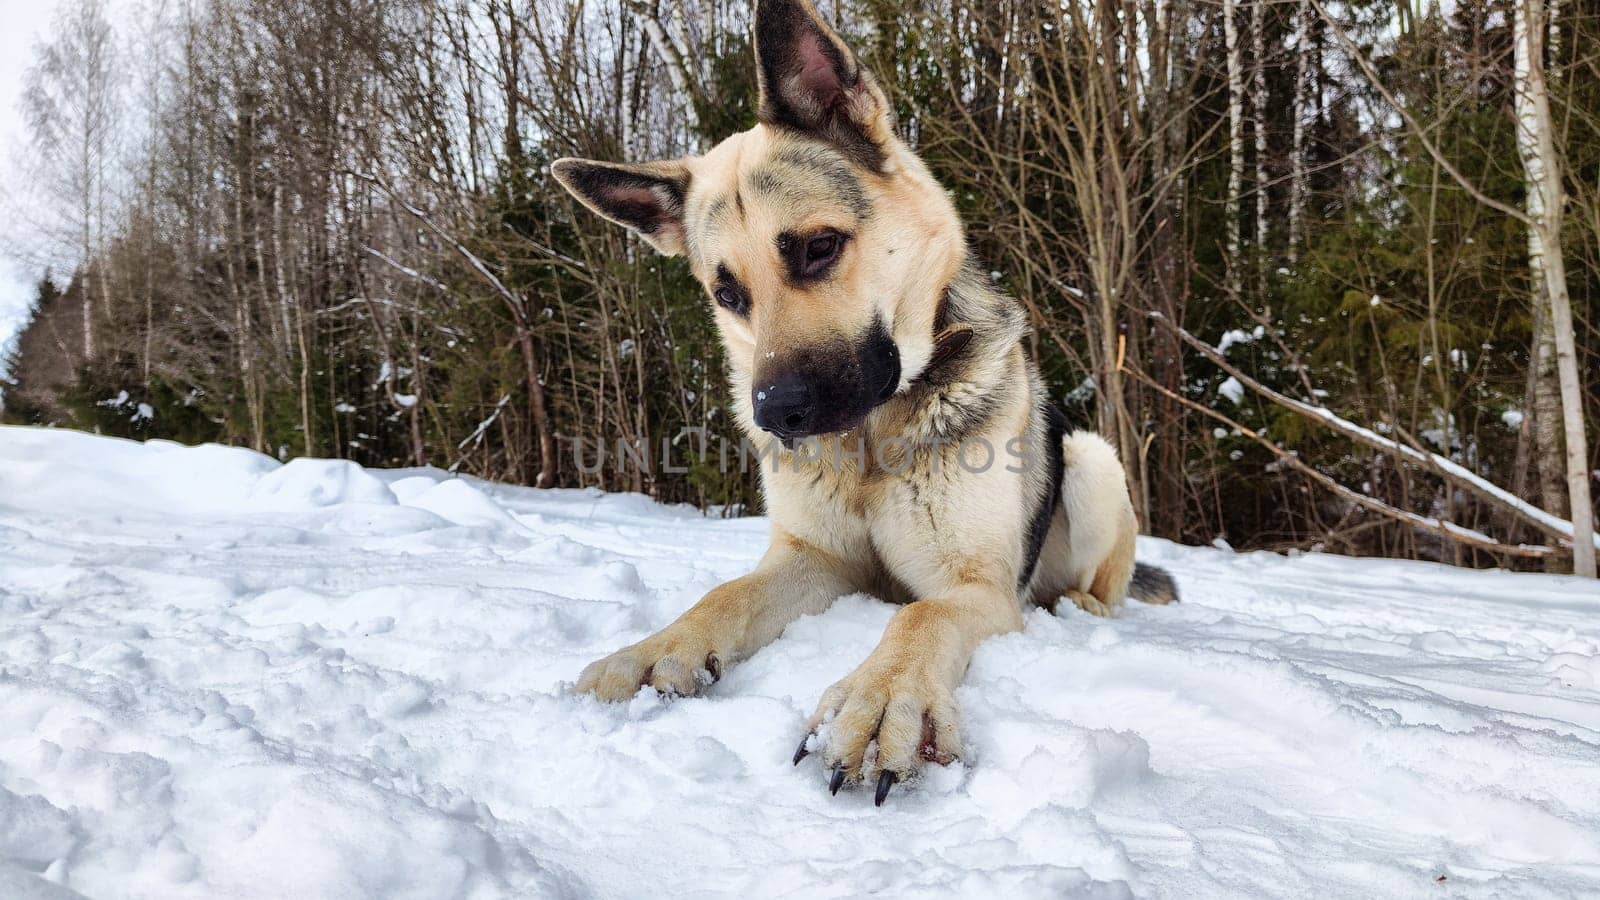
[753,320,900,444]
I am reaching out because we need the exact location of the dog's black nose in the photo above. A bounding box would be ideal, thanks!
[753,377,816,439]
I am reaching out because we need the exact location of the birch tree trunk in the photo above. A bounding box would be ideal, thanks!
[1223,0,1245,302]
[1288,0,1311,264]
[642,0,693,98]
[1251,0,1269,288]
[81,114,94,360]
[1514,0,1595,577]
[629,0,702,146]
[1530,253,1566,537]
[22,0,121,361]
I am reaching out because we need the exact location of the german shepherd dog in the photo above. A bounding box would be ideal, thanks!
[553,0,1177,805]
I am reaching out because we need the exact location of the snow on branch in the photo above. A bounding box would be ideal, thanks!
[452,394,514,473]
[1150,312,1598,553]
[1123,359,1556,559]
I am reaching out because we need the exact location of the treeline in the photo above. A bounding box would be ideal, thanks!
[2,0,1596,571]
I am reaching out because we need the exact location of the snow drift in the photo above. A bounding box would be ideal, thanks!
[2,426,1599,898]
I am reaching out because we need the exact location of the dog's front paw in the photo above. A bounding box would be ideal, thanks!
[575,630,722,702]
[1064,589,1121,617]
[794,655,964,805]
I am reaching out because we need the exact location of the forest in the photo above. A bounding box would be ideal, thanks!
[1,0,1595,574]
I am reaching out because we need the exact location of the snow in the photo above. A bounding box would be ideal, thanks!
[1214,325,1263,355]
[1064,376,1097,403]
[1217,375,1244,405]
[93,393,155,423]
[3,426,1600,899]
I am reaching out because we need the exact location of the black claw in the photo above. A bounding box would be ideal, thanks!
[792,736,810,766]
[874,770,897,806]
[828,765,846,795]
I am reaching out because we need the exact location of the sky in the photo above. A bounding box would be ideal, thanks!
[0,0,65,372]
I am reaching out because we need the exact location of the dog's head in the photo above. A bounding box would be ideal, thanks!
[553,0,964,443]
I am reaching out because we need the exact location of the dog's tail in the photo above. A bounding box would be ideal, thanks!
[1129,562,1179,605]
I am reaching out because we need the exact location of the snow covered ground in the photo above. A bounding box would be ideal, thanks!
[3,426,1600,899]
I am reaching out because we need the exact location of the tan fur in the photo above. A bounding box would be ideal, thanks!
[562,0,1171,794]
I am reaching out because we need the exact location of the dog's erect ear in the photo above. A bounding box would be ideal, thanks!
[754,0,893,170]
[551,158,691,256]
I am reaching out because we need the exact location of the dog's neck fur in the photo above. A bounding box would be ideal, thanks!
[915,257,1028,391]
[850,255,1031,451]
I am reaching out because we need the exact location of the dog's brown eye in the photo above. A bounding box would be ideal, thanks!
[714,285,748,315]
[777,229,847,281]
[807,234,839,263]
[801,233,844,278]
[713,265,750,315]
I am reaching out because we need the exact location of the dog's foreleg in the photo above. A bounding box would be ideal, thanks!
[802,577,1022,794]
[576,532,853,701]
